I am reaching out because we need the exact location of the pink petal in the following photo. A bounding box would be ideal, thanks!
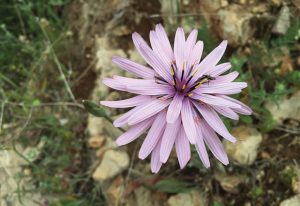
[175,125,191,168]
[181,98,197,144]
[190,93,241,108]
[184,29,198,61]
[155,24,174,61]
[186,41,203,72]
[194,82,247,95]
[166,93,184,123]
[160,116,181,163]
[113,101,152,127]
[207,63,232,77]
[132,32,153,66]
[128,99,170,125]
[190,40,228,85]
[151,139,163,173]
[193,102,236,143]
[150,30,171,67]
[174,27,186,74]
[212,105,239,120]
[218,95,252,115]
[200,120,229,165]
[102,78,126,91]
[195,124,211,168]
[101,95,152,108]
[116,117,154,146]
[139,111,167,159]
[122,81,173,96]
[139,44,172,83]
[113,75,156,85]
[111,76,172,95]
[112,56,155,79]
[211,71,239,84]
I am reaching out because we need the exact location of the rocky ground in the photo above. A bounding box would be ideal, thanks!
[1,0,300,205]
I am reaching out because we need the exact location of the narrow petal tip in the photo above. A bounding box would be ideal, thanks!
[221,40,228,47]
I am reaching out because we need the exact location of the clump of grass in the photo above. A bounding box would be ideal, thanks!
[0,1,104,205]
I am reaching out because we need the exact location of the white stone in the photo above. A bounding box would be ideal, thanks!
[93,150,129,182]
[217,4,253,46]
[280,195,300,206]
[224,126,262,165]
[168,190,207,206]
[272,6,290,35]
[265,90,300,124]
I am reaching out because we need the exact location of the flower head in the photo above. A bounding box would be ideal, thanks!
[101,24,252,173]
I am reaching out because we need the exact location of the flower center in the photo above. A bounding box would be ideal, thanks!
[168,63,215,97]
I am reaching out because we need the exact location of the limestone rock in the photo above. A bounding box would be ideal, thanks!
[88,135,106,148]
[280,195,300,206]
[292,166,300,194]
[224,126,262,165]
[215,174,248,193]
[167,190,207,206]
[106,176,125,206]
[272,6,290,35]
[217,4,253,46]
[265,90,300,124]
[93,149,129,182]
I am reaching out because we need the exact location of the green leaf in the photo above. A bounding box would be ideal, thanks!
[151,178,191,193]
[250,186,264,198]
[82,100,108,118]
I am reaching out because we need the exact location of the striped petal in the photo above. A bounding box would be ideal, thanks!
[184,29,198,61]
[166,93,184,123]
[190,40,228,85]
[193,82,247,95]
[101,95,152,108]
[175,126,191,168]
[181,98,197,144]
[174,27,185,74]
[200,120,229,165]
[187,40,203,71]
[155,24,174,61]
[190,93,241,108]
[132,32,153,66]
[212,105,239,120]
[139,44,173,83]
[112,56,155,79]
[207,62,232,77]
[193,102,236,143]
[151,139,163,173]
[195,123,210,168]
[218,95,252,115]
[160,116,181,163]
[116,117,154,145]
[139,111,166,159]
[102,78,126,91]
[150,30,171,67]
[128,99,170,125]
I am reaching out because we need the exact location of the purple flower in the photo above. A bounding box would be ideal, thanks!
[100,24,252,173]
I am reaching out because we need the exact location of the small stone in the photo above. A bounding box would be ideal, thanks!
[272,6,290,35]
[217,4,253,46]
[280,195,300,206]
[106,176,125,206]
[292,166,300,194]
[167,190,207,206]
[88,135,106,148]
[215,174,248,193]
[134,187,160,206]
[292,0,300,9]
[265,90,300,124]
[271,0,282,6]
[224,126,262,165]
[92,149,129,182]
